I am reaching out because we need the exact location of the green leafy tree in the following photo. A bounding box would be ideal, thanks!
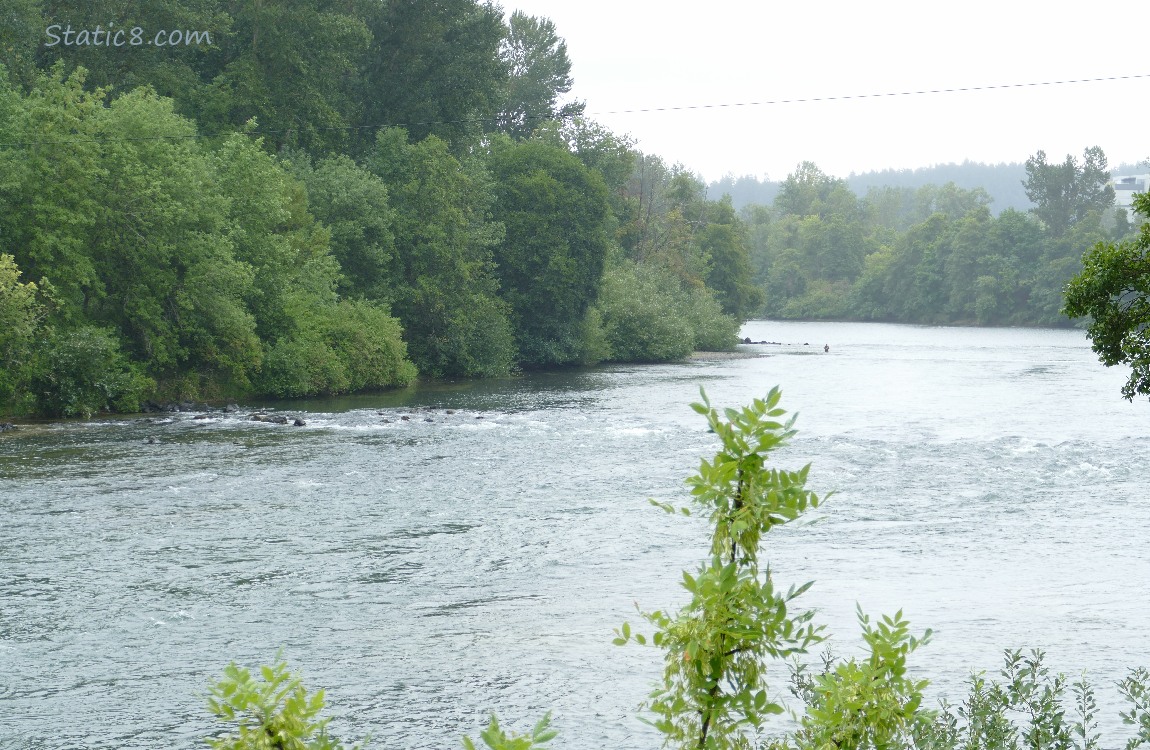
[203,0,370,153]
[533,117,635,225]
[1023,147,1114,239]
[0,253,45,414]
[775,162,862,221]
[0,65,106,322]
[487,138,610,367]
[359,0,505,151]
[289,153,396,300]
[32,0,228,108]
[88,87,262,385]
[496,11,584,139]
[1,67,265,394]
[1063,191,1150,400]
[369,127,515,378]
[702,197,764,320]
[755,163,871,319]
[0,0,43,87]
[210,131,338,346]
[875,214,953,323]
[617,388,826,750]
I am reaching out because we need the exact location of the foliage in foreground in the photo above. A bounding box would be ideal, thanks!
[205,657,365,750]
[783,607,933,750]
[462,714,557,750]
[615,387,827,749]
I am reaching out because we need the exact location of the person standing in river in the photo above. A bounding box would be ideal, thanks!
[824,344,830,352]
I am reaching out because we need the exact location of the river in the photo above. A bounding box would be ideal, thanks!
[2,321,1148,749]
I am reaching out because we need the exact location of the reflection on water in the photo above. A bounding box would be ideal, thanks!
[1,322,1148,749]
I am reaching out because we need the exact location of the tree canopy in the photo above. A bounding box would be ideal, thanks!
[1064,191,1150,400]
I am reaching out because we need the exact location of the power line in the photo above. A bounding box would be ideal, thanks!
[587,73,1150,115]
[0,72,1146,150]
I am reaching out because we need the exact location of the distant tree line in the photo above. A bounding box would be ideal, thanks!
[711,161,1036,215]
[0,0,751,418]
[745,149,1134,326]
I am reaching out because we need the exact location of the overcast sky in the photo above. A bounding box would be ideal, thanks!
[506,0,1150,182]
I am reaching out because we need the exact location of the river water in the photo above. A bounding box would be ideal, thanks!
[2,321,1148,749]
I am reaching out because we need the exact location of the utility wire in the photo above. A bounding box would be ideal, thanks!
[586,73,1150,115]
[0,72,1146,150]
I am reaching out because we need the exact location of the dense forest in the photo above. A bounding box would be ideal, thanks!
[0,0,748,417]
[0,0,1143,419]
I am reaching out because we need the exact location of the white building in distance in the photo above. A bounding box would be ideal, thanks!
[1112,174,1150,213]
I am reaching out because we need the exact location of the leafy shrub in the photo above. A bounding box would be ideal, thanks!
[595,261,695,362]
[680,285,740,351]
[31,325,153,417]
[783,646,1150,750]
[462,714,556,750]
[256,335,350,398]
[321,300,418,390]
[255,301,416,397]
[414,292,518,379]
[205,656,365,750]
[785,608,934,750]
[574,305,612,366]
[779,279,854,320]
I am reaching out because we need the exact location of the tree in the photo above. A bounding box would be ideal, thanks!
[775,162,860,221]
[533,117,635,222]
[368,127,516,378]
[0,254,44,413]
[1,67,266,392]
[203,0,371,154]
[289,153,395,300]
[487,138,610,367]
[88,88,262,384]
[702,197,764,319]
[359,0,506,151]
[0,0,43,87]
[496,11,584,139]
[1063,191,1150,400]
[32,0,228,107]
[1023,147,1114,239]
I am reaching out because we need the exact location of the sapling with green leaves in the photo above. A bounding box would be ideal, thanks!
[205,655,365,750]
[616,386,827,750]
[462,713,557,750]
[1119,667,1150,750]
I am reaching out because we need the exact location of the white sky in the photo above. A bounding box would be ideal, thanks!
[506,0,1150,182]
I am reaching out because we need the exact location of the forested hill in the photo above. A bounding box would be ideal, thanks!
[711,161,1033,213]
[846,162,1032,213]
